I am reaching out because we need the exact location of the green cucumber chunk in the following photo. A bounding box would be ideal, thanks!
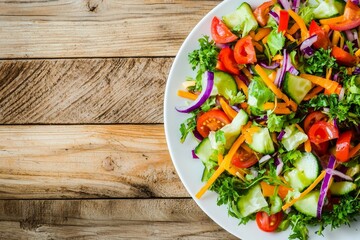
[237,184,268,217]
[222,2,258,37]
[330,181,357,195]
[310,0,345,19]
[246,127,275,154]
[213,71,238,100]
[194,137,217,162]
[281,124,309,151]
[283,73,312,104]
[293,191,320,217]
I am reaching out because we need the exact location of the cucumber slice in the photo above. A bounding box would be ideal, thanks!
[222,2,258,37]
[270,195,282,214]
[312,0,345,19]
[237,184,268,217]
[246,127,275,154]
[283,73,312,104]
[294,152,320,182]
[285,152,320,191]
[194,138,218,162]
[208,109,248,150]
[330,181,357,195]
[285,169,312,192]
[293,191,320,217]
[281,124,309,151]
[213,71,238,100]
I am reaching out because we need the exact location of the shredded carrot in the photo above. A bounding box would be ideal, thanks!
[287,23,299,35]
[252,40,264,52]
[322,24,330,34]
[320,16,345,25]
[287,9,309,41]
[241,143,253,153]
[195,122,251,199]
[303,86,323,101]
[349,143,360,159]
[272,54,283,61]
[339,34,345,49]
[300,73,340,94]
[262,35,269,44]
[177,90,197,100]
[244,125,260,144]
[332,31,341,46]
[263,102,288,109]
[260,181,292,200]
[271,132,279,145]
[347,67,354,75]
[295,124,311,153]
[285,33,296,42]
[219,97,238,121]
[326,68,333,80]
[282,170,326,211]
[241,67,252,80]
[234,76,249,98]
[254,28,272,41]
[240,102,249,109]
[356,49,360,57]
[249,30,256,39]
[274,107,292,115]
[255,65,298,111]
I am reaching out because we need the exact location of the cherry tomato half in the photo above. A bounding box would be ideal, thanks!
[234,36,257,65]
[218,47,240,75]
[196,109,231,138]
[303,111,329,133]
[253,1,274,27]
[336,130,353,162]
[211,16,238,44]
[309,20,330,50]
[256,211,283,232]
[308,120,339,144]
[231,145,258,168]
[331,46,357,67]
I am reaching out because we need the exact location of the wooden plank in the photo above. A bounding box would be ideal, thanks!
[0,0,220,58]
[0,199,237,239]
[0,58,170,124]
[0,125,190,199]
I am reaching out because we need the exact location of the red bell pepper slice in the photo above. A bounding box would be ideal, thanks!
[278,10,290,33]
[331,46,357,66]
[309,20,330,49]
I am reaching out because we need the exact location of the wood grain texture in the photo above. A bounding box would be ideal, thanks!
[0,0,221,58]
[0,58,170,124]
[0,199,237,239]
[0,125,190,199]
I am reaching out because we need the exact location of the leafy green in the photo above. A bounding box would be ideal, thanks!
[227,89,246,105]
[179,112,197,143]
[267,29,286,56]
[267,112,299,132]
[215,130,226,146]
[304,48,337,76]
[346,41,354,55]
[298,5,314,25]
[188,36,219,90]
[248,76,275,111]
[200,96,216,112]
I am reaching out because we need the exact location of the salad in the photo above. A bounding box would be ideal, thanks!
[175,0,360,239]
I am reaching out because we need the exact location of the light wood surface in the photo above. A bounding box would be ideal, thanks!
[0,0,239,239]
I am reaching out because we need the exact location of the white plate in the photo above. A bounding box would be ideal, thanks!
[163,0,359,239]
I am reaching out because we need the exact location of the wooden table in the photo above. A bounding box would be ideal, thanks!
[0,0,237,239]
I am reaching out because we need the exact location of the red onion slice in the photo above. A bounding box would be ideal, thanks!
[275,156,284,176]
[259,154,272,164]
[192,149,199,159]
[193,129,204,141]
[176,71,214,113]
[325,168,353,181]
[293,0,300,13]
[278,0,291,10]
[274,49,288,88]
[277,130,286,141]
[269,10,280,24]
[259,61,280,70]
[300,35,318,51]
[317,155,336,219]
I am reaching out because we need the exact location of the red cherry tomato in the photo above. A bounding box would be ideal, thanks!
[308,120,339,144]
[211,16,238,44]
[309,20,330,49]
[335,130,353,162]
[231,145,258,168]
[233,36,257,65]
[303,111,329,133]
[196,109,231,138]
[218,47,240,75]
[312,141,330,156]
[253,1,274,27]
[256,211,283,232]
[331,46,357,67]
[329,1,360,31]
